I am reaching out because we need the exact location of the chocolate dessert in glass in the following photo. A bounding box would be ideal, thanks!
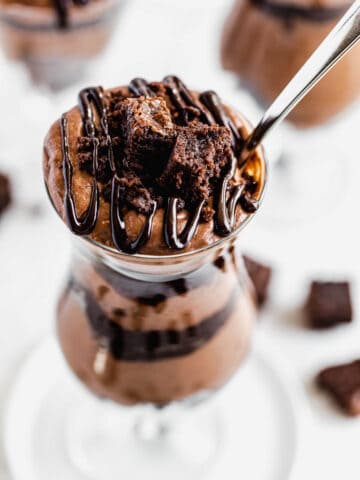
[221,0,359,222]
[43,76,266,478]
[221,0,360,127]
[0,0,122,89]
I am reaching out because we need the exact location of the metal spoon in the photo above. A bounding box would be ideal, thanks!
[241,0,360,160]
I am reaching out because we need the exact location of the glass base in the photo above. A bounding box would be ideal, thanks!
[67,399,221,480]
[25,57,87,91]
[5,337,303,480]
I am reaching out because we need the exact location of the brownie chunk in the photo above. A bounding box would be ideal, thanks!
[119,96,176,175]
[117,173,152,214]
[243,255,272,307]
[159,125,232,205]
[318,360,360,415]
[0,173,11,217]
[305,281,352,329]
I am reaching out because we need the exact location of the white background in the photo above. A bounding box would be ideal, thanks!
[0,0,360,477]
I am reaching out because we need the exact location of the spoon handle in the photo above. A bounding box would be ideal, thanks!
[244,0,360,152]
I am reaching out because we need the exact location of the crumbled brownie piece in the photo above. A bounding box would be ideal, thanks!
[0,173,11,216]
[117,173,152,214]
[119,96,176,175]
[305,281,352,328]
[201,204,215,223]
[159,125,232,205]
[317,360,360,415]
[243,255,272,307]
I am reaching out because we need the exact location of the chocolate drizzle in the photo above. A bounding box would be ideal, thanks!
[59,76,260,254]
[61,113,99,235]
[111,181,157,253]
[129,78,155,98]
[163,76,213,125]
[53,0,89,29]
[164,197,205,250]
[251,0,348,23]
[200,91,244,153]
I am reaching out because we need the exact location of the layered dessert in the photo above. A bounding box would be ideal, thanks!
[44,76,266,405]
[0,0,121,88]
[221,0,360,126]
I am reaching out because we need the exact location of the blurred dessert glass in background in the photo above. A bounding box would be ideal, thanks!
[0,0,122,89]
[221,0,360,127]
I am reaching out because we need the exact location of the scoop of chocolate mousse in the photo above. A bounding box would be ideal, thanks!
[43,77,265,255]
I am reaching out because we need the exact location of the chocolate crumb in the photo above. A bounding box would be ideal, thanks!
[243,255,272,307]
[305,281,352,329]
[0,173,11,217]
[317,360,360,415]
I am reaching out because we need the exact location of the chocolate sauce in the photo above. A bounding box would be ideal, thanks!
[53,0,68,28]
[251,0,348,23]
[60,77,259,253]
[53,0,89,28]
[72,281,238,361]
[129,78,155,98]
[199,91,244,153]
[215,155,247,236]
[164,197,205,250]
[61,114,99,235]
[111,178,157,253]
[163,75,213,125]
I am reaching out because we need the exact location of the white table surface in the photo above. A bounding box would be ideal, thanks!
[0,0,360,478]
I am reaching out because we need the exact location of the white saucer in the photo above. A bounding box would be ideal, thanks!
[4,337,305,480]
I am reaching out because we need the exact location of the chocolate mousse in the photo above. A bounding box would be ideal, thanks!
[44,76,265,255]
[0,0,121,88]
[44,76,266,406]
[221,0,360,126]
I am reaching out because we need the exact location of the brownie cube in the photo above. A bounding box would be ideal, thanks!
[305,281,352,328]
[159,125,232,204]
[0,173,11,216]
[317,360,360,416]
[243,255,272,307]
[119,96,175,175]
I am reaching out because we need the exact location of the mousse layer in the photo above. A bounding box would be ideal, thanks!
[57,248,256,405]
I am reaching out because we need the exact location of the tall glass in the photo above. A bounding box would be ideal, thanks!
[55,220,262,478]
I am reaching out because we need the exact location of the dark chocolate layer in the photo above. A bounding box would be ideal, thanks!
[0,9,115,31]
[251,0,348,22]
[69,280,238,361]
